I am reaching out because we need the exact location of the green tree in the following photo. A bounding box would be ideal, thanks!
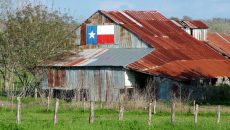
[0,3,77,96]
[206,18,230,35]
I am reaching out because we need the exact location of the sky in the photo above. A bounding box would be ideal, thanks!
[31,0,230,22]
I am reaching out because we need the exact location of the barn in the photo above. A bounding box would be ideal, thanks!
[41,10,230,101]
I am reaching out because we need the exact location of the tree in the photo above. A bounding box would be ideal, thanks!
[0,3,77,96]
[182,16,192,21]
[206,18,230,36]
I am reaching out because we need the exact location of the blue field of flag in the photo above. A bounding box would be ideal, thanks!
[86,26,97,44]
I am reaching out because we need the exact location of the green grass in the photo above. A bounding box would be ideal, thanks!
[0,99,230,130]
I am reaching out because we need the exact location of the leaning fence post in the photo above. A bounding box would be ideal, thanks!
[148,102,152,126]
[16,97,21,124]
[171,102,176,124]
[89,100,94,124]
[194,104,199,124]
[53,98,59,125]
[216,105,220,123]
[153,99,156,114]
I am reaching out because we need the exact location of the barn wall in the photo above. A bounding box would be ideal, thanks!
[192,29,207,41]
[75,12,149,48]
[42,67,125,101]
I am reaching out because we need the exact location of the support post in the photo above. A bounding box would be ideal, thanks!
[148,102,152,126]
[118,96,124,121]
[216,105,220,123]
[35,88,37,99]
[193,100,196,115]
[153,99,156,114]
[171,102,175,124]
[47,96,50,111]
[194,104,199,124]
[16,97,21,124]
[53,98,59,125]
[89,100,94,124]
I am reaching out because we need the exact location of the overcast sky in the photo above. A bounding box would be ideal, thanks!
[32,0,230,21]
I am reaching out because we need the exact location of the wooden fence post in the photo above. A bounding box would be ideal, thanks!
[153,99,156,114]
[47,96,50,111]
[216,105,220,123]
[171,102,175,124]
[89,100,94,124]
[118,96,124,121]
[35,88,37,99]
[53,98,59,125]
[193,100,196,115]
[148,102,152,126]
[194,104,199,124]
[16,97,21,124]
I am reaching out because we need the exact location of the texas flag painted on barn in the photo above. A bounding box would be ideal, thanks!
[86,25,114,44]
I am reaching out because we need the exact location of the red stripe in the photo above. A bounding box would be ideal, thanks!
[97,34,114,44]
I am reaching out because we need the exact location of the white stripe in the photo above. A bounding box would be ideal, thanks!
[97,25,114,35]
[216,32,230,43]
[119,11,143,27]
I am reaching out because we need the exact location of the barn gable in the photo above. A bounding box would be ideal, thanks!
[75,11,150,48]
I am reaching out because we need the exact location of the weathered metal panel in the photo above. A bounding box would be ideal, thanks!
[41,74,48,89]
[44,48,153,67]
[75,26,81,45]
[44,67,125,101]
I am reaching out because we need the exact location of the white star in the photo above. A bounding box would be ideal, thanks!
[89,31,95,39]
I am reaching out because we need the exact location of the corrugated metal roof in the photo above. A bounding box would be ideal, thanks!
[145,59,230,80]
[206,32,230,57]
[173,20,208,29]
[183,20,209,29]
[98,10,230,80]
[44,48,153,67]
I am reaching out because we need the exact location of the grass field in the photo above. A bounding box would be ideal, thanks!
[0,97,230,130]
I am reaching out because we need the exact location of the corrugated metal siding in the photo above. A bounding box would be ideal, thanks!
[75,12,149,48]
[192,29,207,41]
[44,67,125,101]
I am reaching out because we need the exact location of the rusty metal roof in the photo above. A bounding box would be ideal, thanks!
[173,20,208,29]
[98,10,230,80]
[206,32,230,57]
[144,59,230,80]
[183,20,209,29]
[44,48,153,67]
